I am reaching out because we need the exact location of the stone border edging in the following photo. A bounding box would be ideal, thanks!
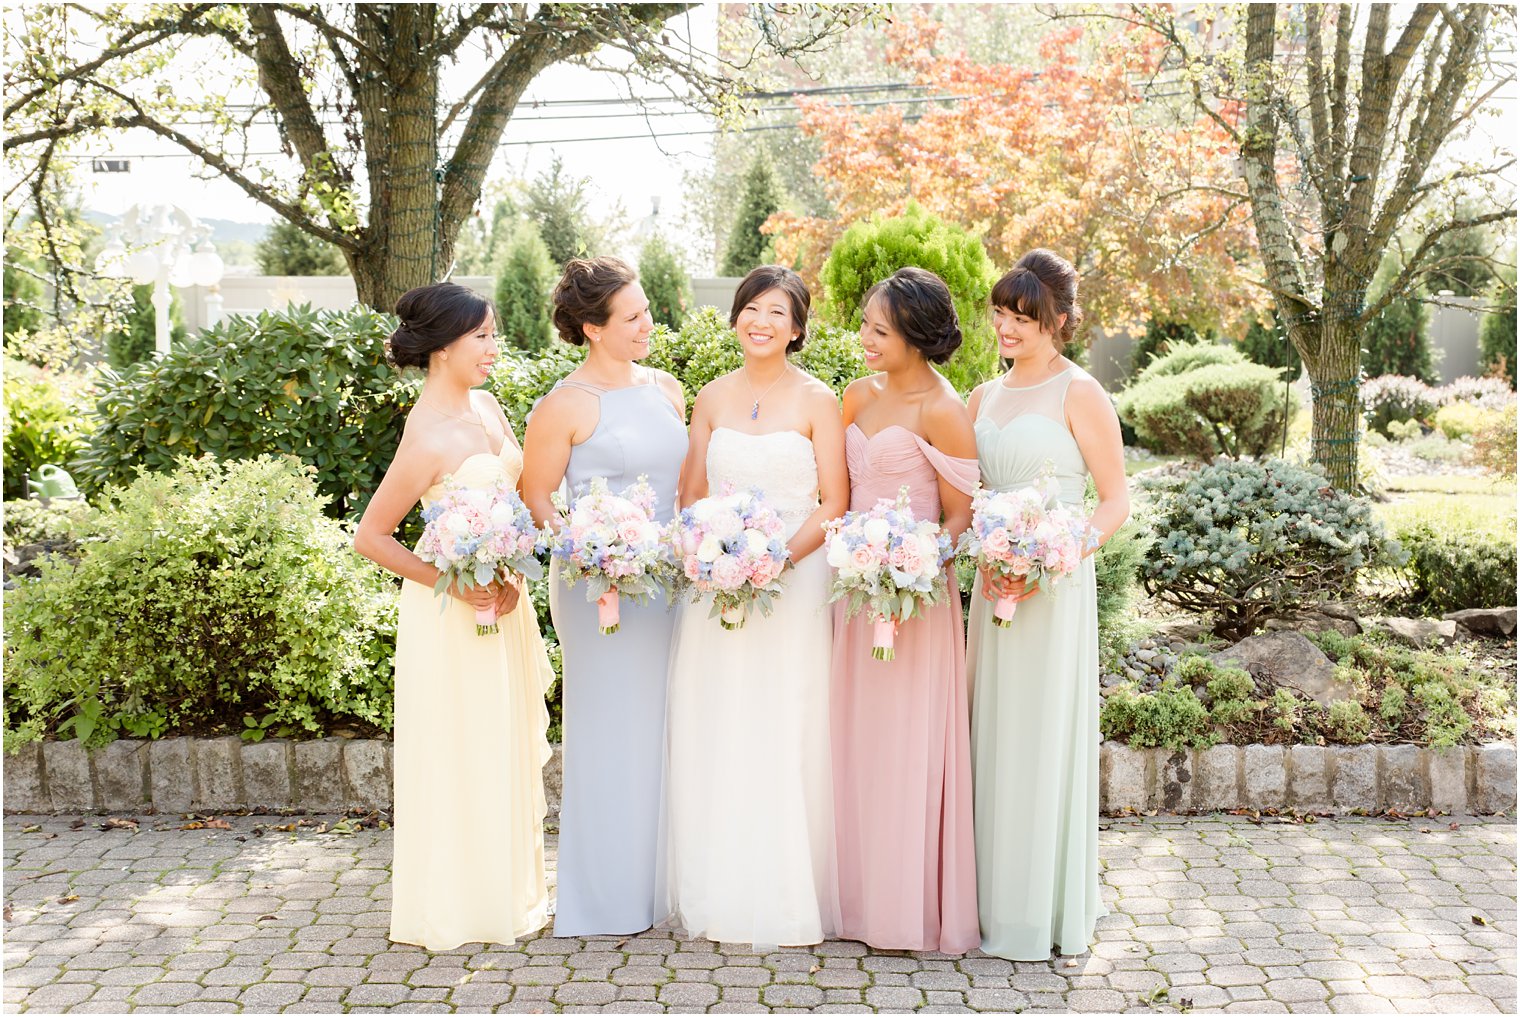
[3,737,1513,815]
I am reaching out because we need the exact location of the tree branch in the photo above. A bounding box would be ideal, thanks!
[1360,208,1517,323]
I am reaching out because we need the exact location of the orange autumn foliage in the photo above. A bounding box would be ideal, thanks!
[767,16,1263,335]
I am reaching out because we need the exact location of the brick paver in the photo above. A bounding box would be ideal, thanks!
[4,814,1514,1013]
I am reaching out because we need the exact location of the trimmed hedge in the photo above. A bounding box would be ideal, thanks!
[1117,343,1293,461]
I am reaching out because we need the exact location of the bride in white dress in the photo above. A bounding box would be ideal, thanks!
[659,266,849,948]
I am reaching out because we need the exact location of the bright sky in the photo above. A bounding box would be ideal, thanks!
[77,6,726,257]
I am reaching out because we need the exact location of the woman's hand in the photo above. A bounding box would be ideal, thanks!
[494,575,523,617]
[450,578,504,612]
[980,566,1039,603]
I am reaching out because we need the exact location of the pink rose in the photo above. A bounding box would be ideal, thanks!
[684,557,702,581]
[710,554,745,589]
[849,545,881,573]
[983,529,1011,555]
[617,521,644,545]
[897,546,925,576]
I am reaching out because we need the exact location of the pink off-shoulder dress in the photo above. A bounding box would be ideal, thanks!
[829,423,981,954]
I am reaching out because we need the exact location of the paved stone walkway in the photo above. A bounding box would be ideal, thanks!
[3,814,1515,1014]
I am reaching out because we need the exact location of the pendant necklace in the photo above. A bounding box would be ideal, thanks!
[742,365,788,420]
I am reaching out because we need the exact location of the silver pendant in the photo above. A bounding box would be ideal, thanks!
[750,401,760,420]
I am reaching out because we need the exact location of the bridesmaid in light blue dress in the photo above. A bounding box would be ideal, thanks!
[965,250,1129,961]
[522,257,688,936]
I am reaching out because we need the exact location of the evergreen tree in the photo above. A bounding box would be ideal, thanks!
[493,221,556,352]
[639,234,692,330]
[721,157,783,277]
[255,220,348,276]
[3,248,44,338]
[1237,311,1302,375]
[525,156,606,267]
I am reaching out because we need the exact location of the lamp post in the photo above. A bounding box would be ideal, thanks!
[95,204,225,356]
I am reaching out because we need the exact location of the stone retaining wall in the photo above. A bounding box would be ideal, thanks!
[4,737,1514,816]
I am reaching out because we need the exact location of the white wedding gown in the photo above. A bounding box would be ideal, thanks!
[658,427,838,948]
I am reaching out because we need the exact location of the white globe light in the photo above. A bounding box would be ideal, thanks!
[189,247,224,287]
[95,242,128,279]
[126,249,160,285]
[168,249,196,288]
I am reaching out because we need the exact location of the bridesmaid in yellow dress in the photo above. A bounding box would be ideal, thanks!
[355,282,555,950]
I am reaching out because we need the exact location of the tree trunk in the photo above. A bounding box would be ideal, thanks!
[1304,321,1363,490]
[350,5,442,313]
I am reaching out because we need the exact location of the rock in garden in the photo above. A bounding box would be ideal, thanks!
[1153,618,1209,643]
[1443,607,1518,638]
[1263,612,1360,637]
[1361,616,1458,647]
[1210,630,1353,707]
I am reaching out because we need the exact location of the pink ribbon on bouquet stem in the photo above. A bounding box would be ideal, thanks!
[871,614,900,661]
[596,588,620,635]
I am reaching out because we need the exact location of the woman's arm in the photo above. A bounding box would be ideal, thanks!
[354,434,500,611]
[678,386,715,508]
[520,389,583,530]
[1066,377,1130,553]
[789,383,849,563]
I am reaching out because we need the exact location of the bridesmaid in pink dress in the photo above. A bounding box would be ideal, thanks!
[831,267,981,953]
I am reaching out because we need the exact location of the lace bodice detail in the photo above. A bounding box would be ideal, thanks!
[974,367,1090,506]
[707,427,820,525]
[421,442,521,509]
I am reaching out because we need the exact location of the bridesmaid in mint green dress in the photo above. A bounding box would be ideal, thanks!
[965,250,1130,961]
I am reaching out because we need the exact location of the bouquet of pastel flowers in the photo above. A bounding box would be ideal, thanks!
[823,488,954,661]
[668,489,791,630]
[958,479,1097,628]
[549,476,672,635]
[416,482,544,636]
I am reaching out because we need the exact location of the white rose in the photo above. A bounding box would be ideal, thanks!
[825,537,849,569]
[446,514,472,536]
[918,533,941,563]
[744,528,769,555]
[862,518,891,546]
[697,534,722,562]
[490,503,515,528]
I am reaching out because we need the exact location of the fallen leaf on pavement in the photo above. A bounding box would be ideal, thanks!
[56,895,79,905]
[20,825,40,834]
[100,817,139,831]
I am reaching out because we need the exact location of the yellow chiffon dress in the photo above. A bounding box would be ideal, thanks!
[389,442,556,950]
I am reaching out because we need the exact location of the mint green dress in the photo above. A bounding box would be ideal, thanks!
[968,365,1106,960]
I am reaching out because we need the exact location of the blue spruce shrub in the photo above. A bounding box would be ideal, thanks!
[1140,457,1407,639]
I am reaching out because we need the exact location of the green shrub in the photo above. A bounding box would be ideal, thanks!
[1141,458,1407,638]
[639,234,693,331]
[818,201,998,395]
[1478,265,1515,388]
[1386,418,1424,441]
[1099,679,1215,751]
[2,456,396,748]
[486,341,586,438]
[1237,311,1302,375]
[1131,319,1214,376]
[1131,339,1245,382]
[1361,374,1438,436]
[103,283,187,368]
[255,219,348,276]
[2,360,94,501]
[1118,354,1294,461]
[1325,700,1371,744]
[1397,524,1516,614]
[1434,401,1503,441]
[2,498,91,547]
[1470,405,1517,477]
[72,305,413,523]
[494,221,556,352]
[1380,684,1408,726]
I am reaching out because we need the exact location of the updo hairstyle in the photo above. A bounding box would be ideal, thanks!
[387,283,494,370]
[864,267,963,364]
[551,256,638,346]
[990,249,1085,350]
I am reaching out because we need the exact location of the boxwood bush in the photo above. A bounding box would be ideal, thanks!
[1397,524,1517,615]
[1140,457,1407,638]
[1116,342,1293,461]
[3,456,396,749]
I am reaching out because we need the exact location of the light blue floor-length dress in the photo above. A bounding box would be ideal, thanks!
[548,376,687,936]
[968,365,1108,960]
